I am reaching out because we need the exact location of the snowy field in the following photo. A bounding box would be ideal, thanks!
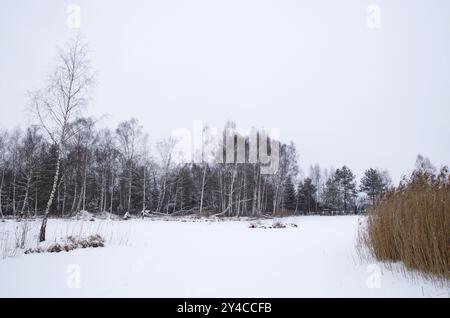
[0,215,448,298]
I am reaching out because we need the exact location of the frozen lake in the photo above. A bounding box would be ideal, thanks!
[0,216,447,297]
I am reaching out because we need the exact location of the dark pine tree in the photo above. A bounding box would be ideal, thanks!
[297,177,317,214]
[335,166,357,213]
[360,168,386,205]
[179,167,195,211]
[282,176,296,212]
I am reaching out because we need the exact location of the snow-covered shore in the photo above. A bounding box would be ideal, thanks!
[0,216,447,297]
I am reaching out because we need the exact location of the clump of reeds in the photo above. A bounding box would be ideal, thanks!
[358,167,449,284]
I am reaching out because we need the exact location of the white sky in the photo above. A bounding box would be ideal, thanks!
[1,0,449,183]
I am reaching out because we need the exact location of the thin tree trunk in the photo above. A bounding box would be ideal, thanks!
[110,169,114,213]
[173,181,178,214]
[273,184,280,215]
[76,183,83,211]
[39,146,62,242]
[0,169,4,218]
[316,179,320,212]
[228,167,236,216]
[157,169,168,213]
[128,168,132,212]
[256,164,262,215]
[82,152,87,211]
[199,164,207,214]
[252,165,258,216]
[12,170,16,217]
[119,181,123,212]
[99,169,104,213]
[102,177,107,212]
[142,167,146,213]
[21,169,32,216]
[71,183,77,213]
[219,171,225,212]
[62,176,66,216]
[34,183,38,217]
[344,191,347,213]
[57,177,60,215]
[101,174,106,212]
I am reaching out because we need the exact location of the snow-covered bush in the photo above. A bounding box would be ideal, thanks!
[25,234,105,254]
[72,210,95,221]
[249,221,298,229]
[123,212,131,220]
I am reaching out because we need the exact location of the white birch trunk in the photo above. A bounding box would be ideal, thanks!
[199,164,207,214]
[39,146,62,241]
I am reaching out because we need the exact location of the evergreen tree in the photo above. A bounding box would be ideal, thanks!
[297,178,317,214]
[335,166,357,213]
[282,176,296,211]
[322,173,341,212]
[360,168,386,205]
[179,167,195,210]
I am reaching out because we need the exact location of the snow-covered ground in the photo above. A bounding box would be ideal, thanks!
[0,216,448,297]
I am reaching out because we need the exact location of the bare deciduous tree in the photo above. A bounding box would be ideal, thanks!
[31,35,94,241]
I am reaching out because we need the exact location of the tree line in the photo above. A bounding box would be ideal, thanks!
[0,120,392,218]
[0,35,393,241]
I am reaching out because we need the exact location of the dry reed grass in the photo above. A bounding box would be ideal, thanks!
[358,167,449,285]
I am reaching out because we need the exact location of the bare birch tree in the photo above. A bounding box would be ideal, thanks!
[31,35,94,241]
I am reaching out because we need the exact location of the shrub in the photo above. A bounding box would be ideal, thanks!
[25,234,105,254]
[359,167,449,283]
[272,221,287,228]
[249,221,298,229]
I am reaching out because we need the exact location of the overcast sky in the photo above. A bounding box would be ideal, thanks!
[0,0,449,183]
